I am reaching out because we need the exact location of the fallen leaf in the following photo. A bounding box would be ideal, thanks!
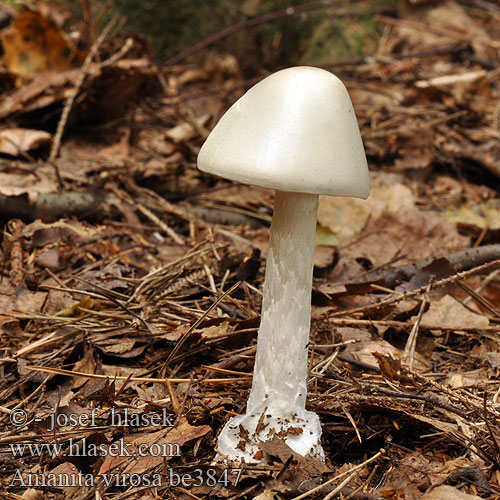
[96,340,146,358]
[317,195,370,243]
[315,225,339,247]
[34,248,60,270]
[21,488,44,500]
[418,295,489,330]
[98,419,211,475]
[253,490,277,500]
[0,289,48,319]
[165,113,210,143]
[0,128,51,156]
[353,340,430,372]
[0,69,77,119]
[0,5,84,80]
[421,485,482,500]
[443,200,500,231]
[23,219,101,247]
[200,319,235,340]
[446,370,487,389]
[72,348,96,389]
[314,245,336,269]
[379,451,437,500]
[0,165,59,198]
[57,296,106,318]
[259,436,330,476]
[96,128,130,165]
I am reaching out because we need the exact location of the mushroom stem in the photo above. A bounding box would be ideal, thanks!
[249,190,318,410]
[217,191,324,461]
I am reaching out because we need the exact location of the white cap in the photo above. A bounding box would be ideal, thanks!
[197,66,370,198]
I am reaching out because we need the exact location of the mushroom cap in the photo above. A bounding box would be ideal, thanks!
[197,66,370,198]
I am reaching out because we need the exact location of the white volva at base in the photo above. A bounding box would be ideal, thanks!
[217,403,324,463]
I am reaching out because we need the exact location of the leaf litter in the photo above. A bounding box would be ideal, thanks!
[0,1,500,499]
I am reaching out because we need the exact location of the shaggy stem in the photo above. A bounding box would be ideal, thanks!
[247,190,319,412]
[217,190,323,461]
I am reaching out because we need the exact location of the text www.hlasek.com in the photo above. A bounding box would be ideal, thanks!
[9,438,180,458]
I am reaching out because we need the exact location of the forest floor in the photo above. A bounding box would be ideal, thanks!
[0,1,500,499]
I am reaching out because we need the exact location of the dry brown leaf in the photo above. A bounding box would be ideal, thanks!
[200,319,235,340]
[415,70,490,102]
[0,166,59,198]
[314,245,336,269]
[445,370,487,389]
[259,436,330,476]
[98,419,211,475]
[22,219,101,246]
[418,295,489,330]
[0,288,48,318]
[165,113,210,143]
[72,348,96,389]
[0,58,152,121]
[96,128,131,164]
[0,128,51,156]
[443,200,500,231]
[458,144,500,180]
[0,69,77,118]
[380,451,437,500]
[253,490,277,500]
[96,340,146,359]
[327,176,469,282]
[421,485,482,500]
[45,387,75,410]
[21,488,44,500]
[35,247,60,270]
[318,178,418,245]
[318,195,370,243]
[359,341,431,372]
[0,5,84,80]
[398,0,495,60]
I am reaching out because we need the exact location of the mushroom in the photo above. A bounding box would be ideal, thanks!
[197,66,370,462]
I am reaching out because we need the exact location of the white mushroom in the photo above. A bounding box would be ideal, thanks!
[197,66,370,462]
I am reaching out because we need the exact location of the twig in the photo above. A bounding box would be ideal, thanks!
[135,202,184,245]
[0,190,104,220]
[80,0,94,48]
[347,244,500,288]
[163,281,241,366]
[25,365,251,384]
[100,37,134,68]
[343,466,380,500]
[376,15,500,49]
[459,0,500,14]
[328,259,500,318]
[463,269,500,306]
[456,280,500,317]
[49,15,120,163]
[323,470,358,500]
[374,387,469,418]
[483,392,500,464]
[328,317,500,333]
[403,280,432,369]
[291,449,384,500]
